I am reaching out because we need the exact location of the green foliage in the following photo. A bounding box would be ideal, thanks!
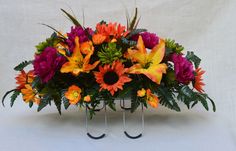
[177,85,216,112]
[35,33,60,54]
[14,60,33,71]
[10,90,20,107]
[37,95,51,112]
[156,85,181,112]
[121,37,137,47]
[186,51,201,68]
[29,101,34,108]
[98,43,123,64]
[61,9,82,27]
[165,39,184,56]
[131,90,140,113]
[126,29,147,39]
[61,90,70,110]
[41,24,67,40]
[53,95,62,115]
[128,7,140,30]
[2,89,20,107]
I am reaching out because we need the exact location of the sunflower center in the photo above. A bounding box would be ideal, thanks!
[103,71,119,85]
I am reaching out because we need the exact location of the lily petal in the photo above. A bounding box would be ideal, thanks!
[148,39,165,64]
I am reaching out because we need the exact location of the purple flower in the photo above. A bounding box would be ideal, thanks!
[33,47,66,83]
[171,54,194,84]
[132,32,159,49]
[66,26,93,51]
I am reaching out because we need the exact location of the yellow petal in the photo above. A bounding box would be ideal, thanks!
[72,36,83,61]
[129,63,167,84]
[127,49,148,65]
[137,36,147,54]
[148,39,165,64]
[60,62,77,73]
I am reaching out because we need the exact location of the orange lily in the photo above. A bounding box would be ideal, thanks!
[60,36,100,76]
[127,36,167,84]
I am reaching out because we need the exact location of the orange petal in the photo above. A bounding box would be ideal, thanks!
[92,34,106,45]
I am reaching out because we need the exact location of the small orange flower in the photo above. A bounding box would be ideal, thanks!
[93,22,128,44]
[80,41,94,54]
[15,70,35,90]
[84,95,91,102]
[94,61,132,96]
[21,84,40,104]
[92,34,106,45]
[65,85,82,105]
[194,68,205,93]
[146,89,159,108]
[137,88,146,97]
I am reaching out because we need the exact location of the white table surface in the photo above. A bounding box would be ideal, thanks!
[0,0,236,151]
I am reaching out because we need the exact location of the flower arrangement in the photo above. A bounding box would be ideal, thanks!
[2,8,215,118]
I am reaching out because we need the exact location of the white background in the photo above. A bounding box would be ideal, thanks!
[0,0,236,151]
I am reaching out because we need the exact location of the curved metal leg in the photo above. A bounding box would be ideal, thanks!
[120,98,131,110]
[121,99,144,139]
[86,102,107,139]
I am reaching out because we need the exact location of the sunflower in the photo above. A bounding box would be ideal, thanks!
[94,61,132,96]
[194,68,205,93]
[21,84,40,104]
[65,85,82,105]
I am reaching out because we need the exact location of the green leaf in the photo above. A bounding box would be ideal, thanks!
[121,37,137,47]
[2,89,16,107]
[207,95,216,112]
[62,97,70,110]
[126,29,147,39]
[156,86,181,112]
[53,96,62,115]
[35,33,61,54]
[131,90,140,112]
[37,95,51,112]
[40,24,66,39]
[197,94,209,111]
[107,101,116,111]
[10,90,20,107]
[14,60,33,71]
[186,51,201,68]
[165,39,184,55]
[29,101,33,108]
[31,76,41,88]
[61,9,82,27]
[98,43,123,64]
[129,7,138,30]
[177,85,196,109]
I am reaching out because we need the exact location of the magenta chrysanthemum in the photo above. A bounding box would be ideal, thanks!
[33,47,66,83]
[66,26,93,51]
[171,53,194,84]
[132,32,159,49]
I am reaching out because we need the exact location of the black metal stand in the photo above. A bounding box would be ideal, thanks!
[85,102,107,139]
[120,99,144,139]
